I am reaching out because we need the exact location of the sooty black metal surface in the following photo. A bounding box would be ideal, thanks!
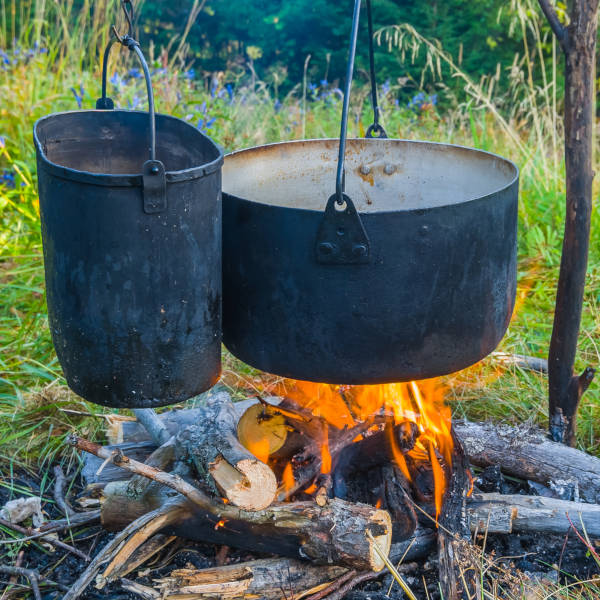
[34,110,223,407]
[222,138,519,384]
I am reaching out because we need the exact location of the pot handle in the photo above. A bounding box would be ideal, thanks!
[316,0,370,264]
[96,0,166,214]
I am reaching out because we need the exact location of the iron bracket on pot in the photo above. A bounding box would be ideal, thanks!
[315,193,370,264]
[142,160,167,214]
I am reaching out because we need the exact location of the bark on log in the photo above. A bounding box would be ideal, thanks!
[153,558,347,599]
[454,420,600,503]
[100,481,392,572]
[468,493,600,537]
[438,433,474,600]
[538,0,598,446]
[176,392,277,511]
[132,531,437,600]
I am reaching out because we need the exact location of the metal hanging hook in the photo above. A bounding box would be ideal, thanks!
[335,0,362,205]
[365,0,387,139]
[112,0,135,43]
[96,0,161,175]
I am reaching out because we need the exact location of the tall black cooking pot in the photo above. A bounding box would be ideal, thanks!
[222,138,518,384]
[33,35,223,408]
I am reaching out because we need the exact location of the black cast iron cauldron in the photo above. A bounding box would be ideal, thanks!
[33,36,223,408]
[222,138,518,384]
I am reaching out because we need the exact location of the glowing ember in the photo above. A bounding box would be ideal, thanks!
[214,519,227,530]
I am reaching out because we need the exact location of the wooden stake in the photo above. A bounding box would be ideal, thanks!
[538,0,598,446]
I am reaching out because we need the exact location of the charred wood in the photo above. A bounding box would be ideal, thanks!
[454,420,600,503]
[100,480,393,572]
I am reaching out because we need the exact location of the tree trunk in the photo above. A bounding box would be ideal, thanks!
[539,0,598,446]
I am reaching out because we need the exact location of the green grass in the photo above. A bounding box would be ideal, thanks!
[1,0,599,463]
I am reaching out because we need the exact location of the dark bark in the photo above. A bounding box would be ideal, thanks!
[455,420,600,503]
[438,432,473,600]
[539,0,598,446]
[100,481,393,572]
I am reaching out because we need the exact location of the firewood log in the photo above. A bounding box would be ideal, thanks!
[127,532,437,600]
[175,392,277,511]
[153,558,347,599]
[100,480,392,572]
[468,493,600,537]
[454,420,600,503]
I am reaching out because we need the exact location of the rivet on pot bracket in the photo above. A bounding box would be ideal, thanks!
[142,159,167,214]
[315,193,370,265]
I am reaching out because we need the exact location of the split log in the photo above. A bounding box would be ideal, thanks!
[454,420,600,503]
[175,392,277,511]
[468,493,600,537]
[137,532,436,600]
[101,482,392,572]
[154,558,347,599]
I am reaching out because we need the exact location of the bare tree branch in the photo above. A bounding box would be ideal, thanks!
[537,0,568,48]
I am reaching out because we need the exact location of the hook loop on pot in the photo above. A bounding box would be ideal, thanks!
[95,0,166,213]
[315,193,370,265]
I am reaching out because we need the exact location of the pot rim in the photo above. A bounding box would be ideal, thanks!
[223,138,519,215]
[33,109,223,187]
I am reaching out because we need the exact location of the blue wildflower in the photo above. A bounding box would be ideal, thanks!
[226,83,234,101]
[110,72,123,88]
[381,79,391,95]
[1,169,15,189]
[320,79,328,86]
[274,98,282,112]
[70,85,85,109]
[308,82,317,92]
[184,68,195,80]
[127,67,142,79]
[0,50,10,65]
[0,136,5,149]
[197,116,216,132]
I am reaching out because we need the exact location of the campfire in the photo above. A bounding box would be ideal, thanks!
[52,374,600,600]
[241,379,454,522]
[59,377,470,599]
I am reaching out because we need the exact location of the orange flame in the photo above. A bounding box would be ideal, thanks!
[214,519,227,530]
[244,437,270,464]
[282,462,295,496]
[320,427,331,474]
[275,378,453,520]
